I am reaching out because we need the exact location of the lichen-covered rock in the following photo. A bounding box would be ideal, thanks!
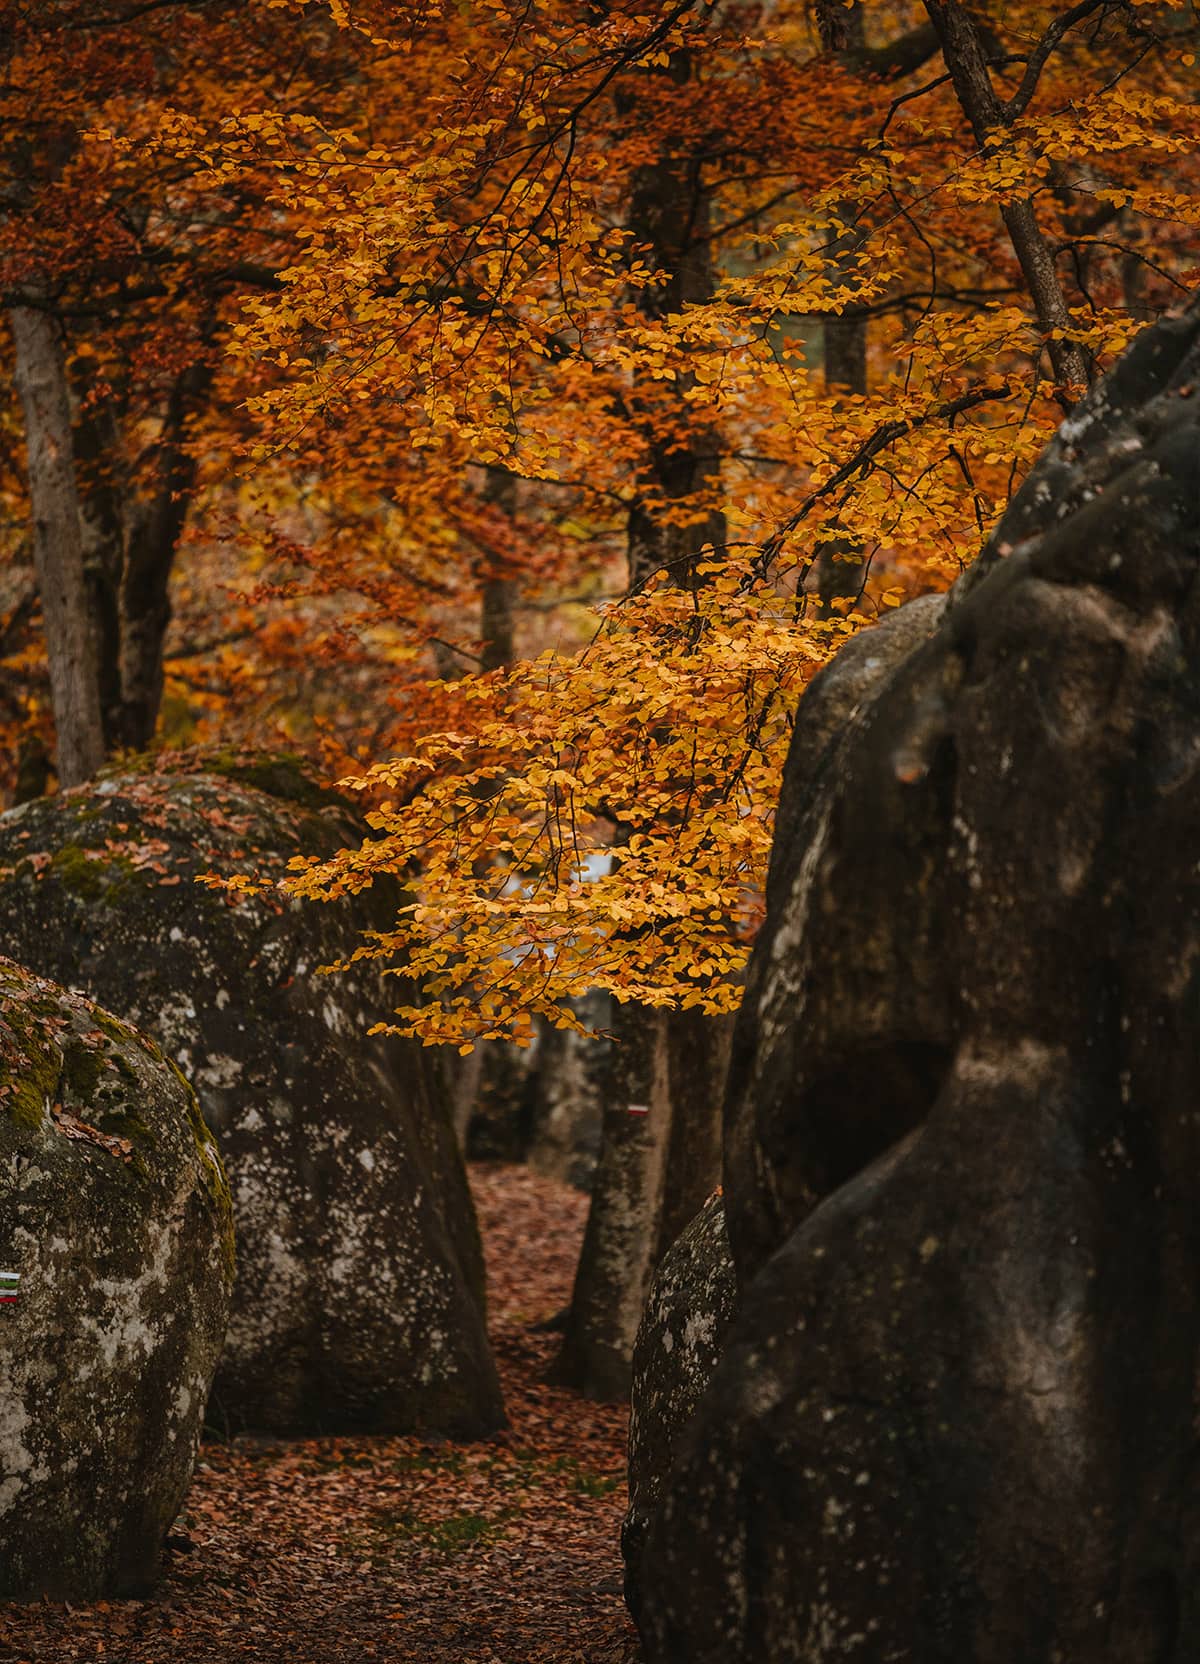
[622,1194,736,1625]
[644,305,1200,1660]
[0,959,232,1599]
[0,754,503,1436]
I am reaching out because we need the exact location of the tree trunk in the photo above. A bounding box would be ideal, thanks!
[9,304,105,786]
[924,0,1091,388]
[73,390,128,751]
[813,1,940,613]
[478,465,517,673]
[817,305,869,613]
[556,50,730,1399]
[117,357,211,750]
[557,1004,732,1399]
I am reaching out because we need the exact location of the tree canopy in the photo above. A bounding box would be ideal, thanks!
[4,0,1198,1045]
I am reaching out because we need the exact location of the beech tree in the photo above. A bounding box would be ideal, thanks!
[0,1,335,781]
[4,0,1199,1387]
[556,37,729,1395]
[224,0,1199,1040]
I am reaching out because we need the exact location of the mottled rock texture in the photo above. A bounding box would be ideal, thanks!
[0,959,232,1599]
[643,305,1200,1661]
[0,755,503,1436]
[622,1194,736,1625]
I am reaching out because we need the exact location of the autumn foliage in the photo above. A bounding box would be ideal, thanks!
[4,0,1200,1045]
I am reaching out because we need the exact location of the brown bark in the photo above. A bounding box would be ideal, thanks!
[814,2,871,613]
[73,390,127,748]
[556,1004,731,1400]
[9,304,106,786]
[625,123,725,592]
[478,466,517,673]
[118,357,211,749]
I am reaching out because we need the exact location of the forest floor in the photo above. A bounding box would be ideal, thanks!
[0,1165,641,1664]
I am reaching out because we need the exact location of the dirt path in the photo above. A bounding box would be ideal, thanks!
[0,1165,642,1664]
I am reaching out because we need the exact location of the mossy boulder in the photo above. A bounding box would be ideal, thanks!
[0,959,232,1599]
[622,1193,736,1626]
[642,300,1200,1662]
[0,756,503,1436]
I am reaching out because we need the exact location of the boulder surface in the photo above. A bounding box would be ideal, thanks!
[0,959,232,1599]
[643,304,1200,1660]
[621,1193,736,1625]
[0,754,503,1435]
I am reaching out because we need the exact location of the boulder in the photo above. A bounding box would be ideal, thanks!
[0,958,232,1599]
[0,753,503,1436]
[622,1193,736,1625]
[643,305,1200,1660]
[723,592,949,1280]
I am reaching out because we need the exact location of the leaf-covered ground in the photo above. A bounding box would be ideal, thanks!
[0,1165,641,1664]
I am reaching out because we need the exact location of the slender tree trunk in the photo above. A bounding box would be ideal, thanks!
[117,357,211,750]
[817,300,869,613]
[812,1,941,612]
[924,0,1091,388]
[556,52,729,1399]
[480,576,514,673]
[73,391,127,749]
[10,304,105,786]
[479,465,516,673]
[557,1006,674,1399]
[446,465,523,1162]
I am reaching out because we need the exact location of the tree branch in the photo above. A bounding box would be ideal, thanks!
[1005,0,1123,120]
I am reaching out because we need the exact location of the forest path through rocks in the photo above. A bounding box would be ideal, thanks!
[0,1166,641,1664]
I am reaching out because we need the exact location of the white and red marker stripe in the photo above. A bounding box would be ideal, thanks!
[0,1272,19,1303]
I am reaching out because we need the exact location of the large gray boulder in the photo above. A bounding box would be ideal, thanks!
[643,304,1200,1660]
[0,958,232,1599]
[622,1193,736,1625]
[0,754,503,1436]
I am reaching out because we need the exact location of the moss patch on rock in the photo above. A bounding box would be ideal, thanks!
[48,844,136,906]
[0,970,63,1128]
[0,759,502,1439]
[201,749,347,813]
[0,958,235,1601]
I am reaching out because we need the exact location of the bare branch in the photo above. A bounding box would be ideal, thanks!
[1005,0,1123,120]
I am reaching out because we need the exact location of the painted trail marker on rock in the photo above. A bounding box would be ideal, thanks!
[0,1271,19,1303]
